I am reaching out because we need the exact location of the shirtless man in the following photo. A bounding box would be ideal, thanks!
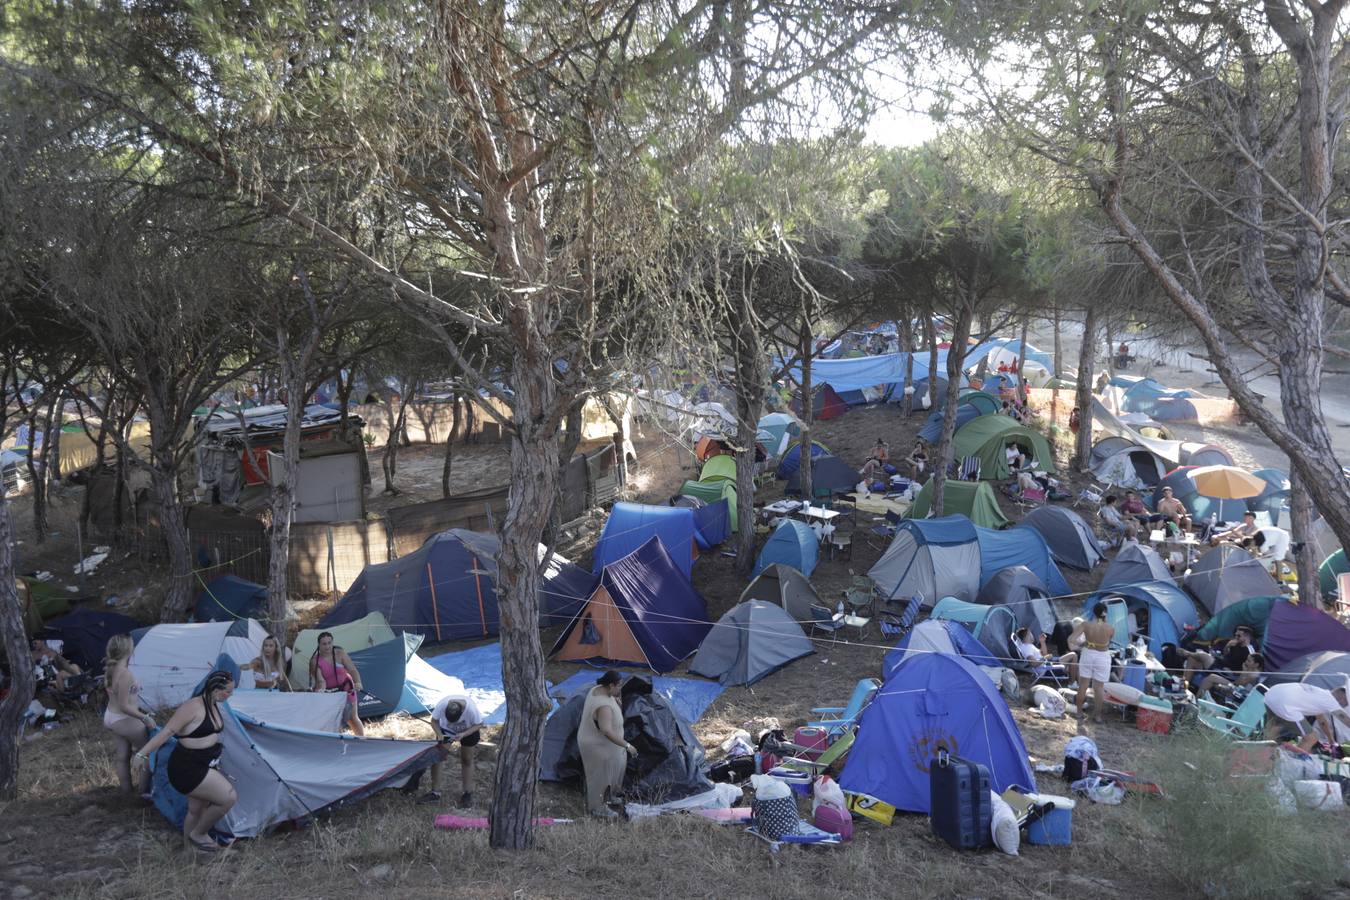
[1069,603,1117,723]
[1212,510,1259,547]
[1155,486,1192,532]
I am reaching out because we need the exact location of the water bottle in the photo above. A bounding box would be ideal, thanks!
[836,599,845,617]
[754,751,764,774]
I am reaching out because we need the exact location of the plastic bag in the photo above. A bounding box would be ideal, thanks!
[811,775,846,816]
[750,774,790,800]
[989,791,1020,856]
[1071,775,1124,805]
[1031,685,1066,719]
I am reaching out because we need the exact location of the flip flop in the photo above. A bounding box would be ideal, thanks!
[190,837,221,854]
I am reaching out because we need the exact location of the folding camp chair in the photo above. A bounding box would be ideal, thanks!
[956,456,981,481]
[808,678,881,736]
[777,728,857,775]
[827,524,854,561]
[868,510,902,549]
[843,575,875,617]
[878,594,923,637]
[808,604,847,642]
[1198,686,1267,739]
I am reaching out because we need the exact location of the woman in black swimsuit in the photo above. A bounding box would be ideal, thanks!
[133,670,239,853]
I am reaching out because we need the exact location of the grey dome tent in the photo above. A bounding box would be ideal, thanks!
[738,564,822,624]
[975,566,1057,637]
[539,675,712,802]
[1274,651,1350,692]
[1021,506,1106,571]
[1184,544,1282,616]
[1100,543,1174,588]
[690,601,814,685]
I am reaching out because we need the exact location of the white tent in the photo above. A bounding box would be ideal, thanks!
[150,707,444,838]
[1090,445,1169,490]
[131,619,268,710]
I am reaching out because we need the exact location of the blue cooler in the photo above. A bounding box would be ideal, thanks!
[1122,659,1148,692]
[1026,795,1074,846]
[767,767,813,797]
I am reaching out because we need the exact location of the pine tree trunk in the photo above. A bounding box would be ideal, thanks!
[925,316,939,411]
[266,373,306,639]
[1288,471,1322,607]
[931,305,974,516]
[150,456,193,622]
[733,298,767,575]
[975,313,991,379]
[24,402,49,543]
[1073,305,1099,472]
[1052,306,1063,378]
[797,328,814,503]
[898,306,915,416]
[441,392,464,498]
[488,352,559,851]
[0,489,34,800]
[1017,315,1029,407]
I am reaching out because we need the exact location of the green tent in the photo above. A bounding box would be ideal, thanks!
[906,478,1010,529]
[699,455,737,483]
[1194,595,1281,643]
[951,415,1057,481]
[21,576,71,621]
[958,390,1001,415]
[1320,548,1348,597]
[678,479,739,532]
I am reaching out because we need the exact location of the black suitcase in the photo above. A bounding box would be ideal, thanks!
[929,750,991,850]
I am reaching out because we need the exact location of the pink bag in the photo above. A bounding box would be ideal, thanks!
[811,775,851,840]
[814,804,853,841]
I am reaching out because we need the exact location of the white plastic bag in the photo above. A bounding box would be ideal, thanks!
[811,775,846,816]
[750,774,791,800]
[1031,685,1067,719]
[989,791,1020,856]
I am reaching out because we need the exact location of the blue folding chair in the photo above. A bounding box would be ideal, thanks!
[808,678,881,736]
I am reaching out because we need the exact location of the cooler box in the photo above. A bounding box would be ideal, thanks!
[766,767,813,797]
[1136,696,1173,734]
[929,752,991,851]
[793,726,829,761]
[1026,795,1075,846]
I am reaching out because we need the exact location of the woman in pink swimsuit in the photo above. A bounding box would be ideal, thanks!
[309,632,365,735]
[102,634,156,795]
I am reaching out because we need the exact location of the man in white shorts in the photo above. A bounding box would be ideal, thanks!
[1069,602,1116,723]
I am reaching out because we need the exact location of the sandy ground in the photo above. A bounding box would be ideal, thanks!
[3,400,1246,900]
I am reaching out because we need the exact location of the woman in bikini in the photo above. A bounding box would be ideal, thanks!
[133,670,238,853]
[102,634,155,796]
[309,632,365,736]
[245,635,290,691]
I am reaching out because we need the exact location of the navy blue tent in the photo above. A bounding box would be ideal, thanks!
[918,401,985,444]
[775,440,830,479]
[322,530,595,641]
[551,537,712,672]
[592,503,714,579]
[840,653,1035,814]
[974,525,1071,596]
[194,575,267,623]
[39,609,140,676]
[691,499,732,549]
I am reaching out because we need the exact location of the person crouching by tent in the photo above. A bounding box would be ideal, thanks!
[1263,680,1350,752]
[1069,604,1116,723]
[413,693,484,808]
[309,632,365,736]
[133,670,238,854]
[579,670,637,818]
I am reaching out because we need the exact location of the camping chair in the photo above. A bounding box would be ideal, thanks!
[1198,686,1267,739]
[1074,481,1107,511]
[827,523,854,561]
[807,678,881,736]
[868,510,902,549]
[878,594,924,638]
[777,728,857,775]
[808,604,847,642]
[844,575,875,617]
[955,456,981,481]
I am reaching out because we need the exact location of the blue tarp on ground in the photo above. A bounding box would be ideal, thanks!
[840,653,1035,814]
[975,526,1072,596]
[194,575,267,623]
[548,671,725,723]
[753,519,820,578]
[592,503,710,578]
[425,642,513,724]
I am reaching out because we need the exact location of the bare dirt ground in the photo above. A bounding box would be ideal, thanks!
[2,404,1344,899]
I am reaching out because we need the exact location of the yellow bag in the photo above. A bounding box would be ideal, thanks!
[845,791,896,826]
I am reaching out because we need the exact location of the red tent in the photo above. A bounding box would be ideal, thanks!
[791,384,848,421]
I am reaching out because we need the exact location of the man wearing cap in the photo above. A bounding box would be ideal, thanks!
[1263,680,1350,752]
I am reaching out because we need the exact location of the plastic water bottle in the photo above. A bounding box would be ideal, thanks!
[836,599,845,617]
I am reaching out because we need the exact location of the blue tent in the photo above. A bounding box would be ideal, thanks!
[1083,580,1200,655]
[884,619,1001,676]
[929,597,1020,666]
[868,516,981,603]
[975,526,1071,596]
[981,372,1017,395]
[323,530,595,641]
[551,537,712,672]
[775,440,830,479]
[194,575,267,623]
[1249,468,1290,524]
[592,502,717,579]
[347,633,463,718]
[38,609,140,676]
[840,653,1035,814]
[1152,467,1249,524]
[753,519,819,578]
